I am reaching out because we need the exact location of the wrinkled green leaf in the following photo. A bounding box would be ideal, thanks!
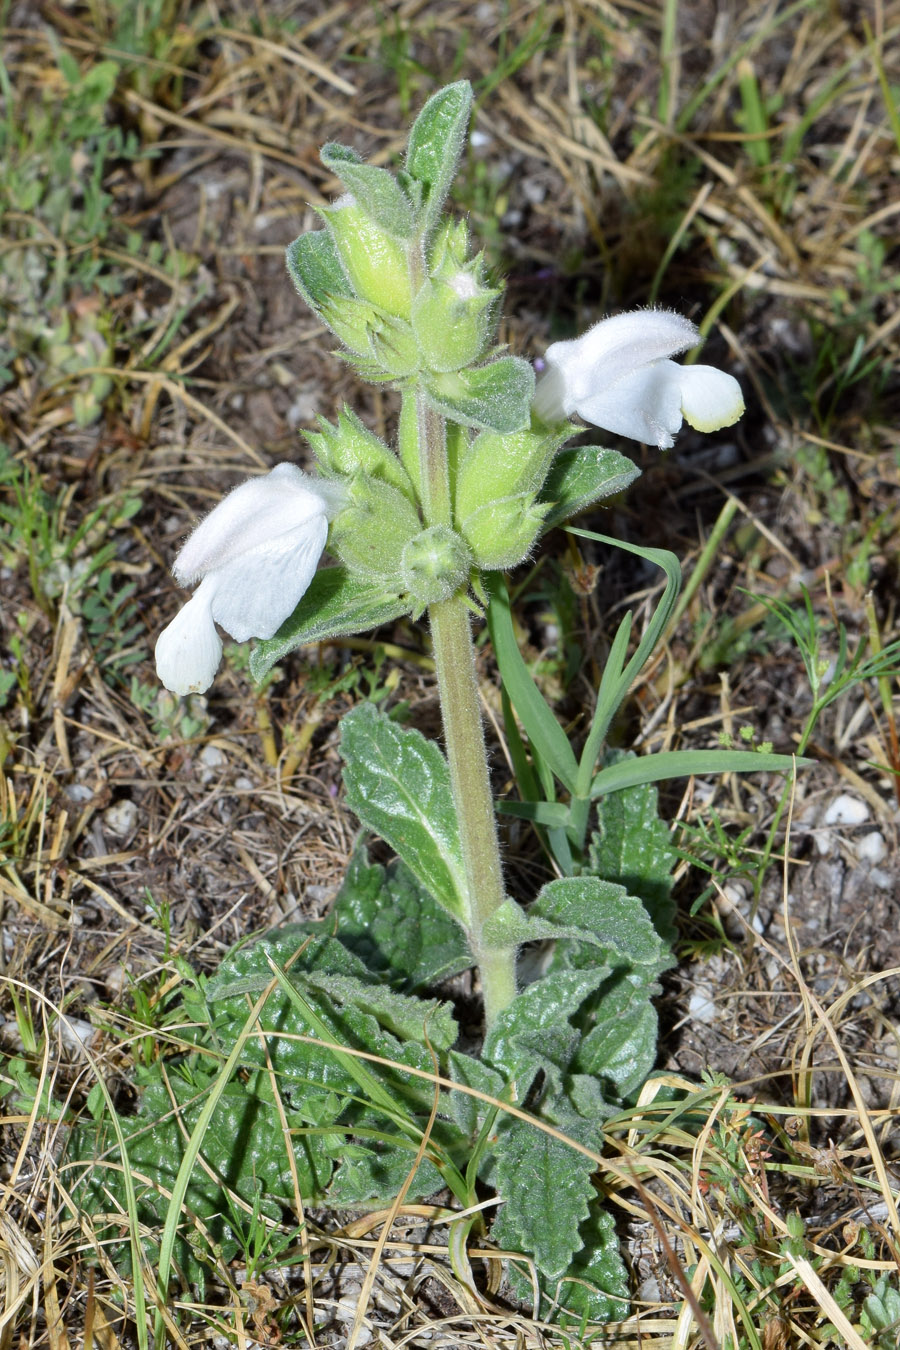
[326,1121,445,1205]
[483,877,667,974]
[483,968,610,1094]
[66,1064,340,1293]
[406,81,473,233]
[207,932,454,1117]
[320,144,414,237]
[250,567,409,680]
[491,1119,595,1282]
[574,984,658,1100]
[504,1201,629,1323]
[447,1050,507,1141]
[424,356,534,433]
[590,768,678,944]
[340,704,468,921]
[331,849,472,989]
[540,445,640,528]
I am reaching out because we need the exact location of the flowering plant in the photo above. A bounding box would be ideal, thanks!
[129,82,801,1321]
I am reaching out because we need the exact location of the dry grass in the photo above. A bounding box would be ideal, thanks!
[2,0,900,1344]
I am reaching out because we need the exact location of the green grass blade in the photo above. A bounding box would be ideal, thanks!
[569,529,681,797]
[485,572,578,793]
[590,748,805,799]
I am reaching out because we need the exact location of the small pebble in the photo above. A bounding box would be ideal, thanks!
[823,794,869,826]
[58,1017,97,1054]
[688,986,716,1024]
[199,743,227,784]
[855,831,887,865]
[813,828,835,856]
[103,800,138,837]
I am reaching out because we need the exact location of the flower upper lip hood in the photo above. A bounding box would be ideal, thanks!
[155,464,343,696]
[533,309,745,450]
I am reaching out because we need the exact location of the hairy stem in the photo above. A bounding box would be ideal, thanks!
[409,382,517,1027]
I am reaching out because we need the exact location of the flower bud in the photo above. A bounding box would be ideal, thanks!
[320,195,413,318]
[457,494,549,570]
[307,408,415,501]
[401,525,471,607]
[454,420,565,521]
[411,273,499,372]
[328,476,422,582]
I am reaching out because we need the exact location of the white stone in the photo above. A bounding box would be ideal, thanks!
[855,831,887,865]
[103,800,138,836]
[688,986,716,1024]
[199,743,227,784]
[58,1017,97,1054]
[822,794,870,827]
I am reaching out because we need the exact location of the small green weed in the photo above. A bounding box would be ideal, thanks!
[0,448,144,682]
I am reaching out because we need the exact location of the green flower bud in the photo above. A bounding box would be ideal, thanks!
[452,418,569,569]
[457,493,549,570]
[318,295,384,355]
[454,419,565,523]
[320,196,413,318]
[411,273,499,372]
[329,476,422,582]
[427,217,470,274]
[306,409,415,501]
[401,525,471,607]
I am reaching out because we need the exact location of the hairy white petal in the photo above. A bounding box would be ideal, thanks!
[541,310,700,418]
[155,579,223,695]
[576,361,685,449]
[679,365,745,433]
[174,464,334,585]
[209,515,329,641]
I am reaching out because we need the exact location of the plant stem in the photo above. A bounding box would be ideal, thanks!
[410,386,517,1027]
[429,592,517,1027]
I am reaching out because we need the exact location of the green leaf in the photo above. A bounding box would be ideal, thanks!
[490,1118,596,1282]
[326,1124,445,1205]
[286,229,353,310]
[424,357,534,433]
[320,144,414,237]
[446,1050,507,1141]
[249,567,410,680]
[540,445,640,528]
[589,747,805,798]
[590,766,678,944]
[484,877,668,974]
[573,982,659,1100]
[483,968,610,1095]
[406,81,473,233]
[331,849,472,989]
[340,704,469,922]
[66,1062,339,1294]
[208,934,454,1120]
[485,573,578,793]
[503,1202,629,1322]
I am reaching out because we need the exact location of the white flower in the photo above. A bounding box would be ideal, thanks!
[533,309,744,449]
[155,464,342,695]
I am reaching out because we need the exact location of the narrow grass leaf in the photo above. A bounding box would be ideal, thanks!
[485,573,578,792]
[590,748,804,798]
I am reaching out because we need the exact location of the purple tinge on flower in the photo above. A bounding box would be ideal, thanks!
[533,309,744,449]
[155,464,342,695]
